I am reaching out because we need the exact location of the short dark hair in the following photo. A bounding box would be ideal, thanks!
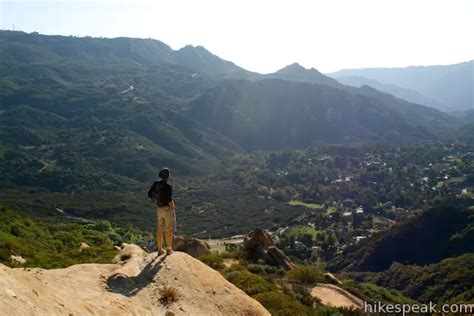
[159,168,170,179]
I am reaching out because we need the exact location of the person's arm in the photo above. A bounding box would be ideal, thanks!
[166,184,174,208]
[147,182,156,199]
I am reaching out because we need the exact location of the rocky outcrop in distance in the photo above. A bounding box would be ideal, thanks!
[243,229,296,270]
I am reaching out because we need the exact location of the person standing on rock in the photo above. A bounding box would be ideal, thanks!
[148,168,176,255]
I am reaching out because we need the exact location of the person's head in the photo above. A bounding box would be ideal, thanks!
[158,168,171,181]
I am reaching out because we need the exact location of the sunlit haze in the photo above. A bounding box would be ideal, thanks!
[1,0,473,73]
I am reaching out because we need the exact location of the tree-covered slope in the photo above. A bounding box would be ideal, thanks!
[330,206,474,272]
[187,79,455,149]
[0,208,137,268]
[364,254,474,303]
[458,122,474,142]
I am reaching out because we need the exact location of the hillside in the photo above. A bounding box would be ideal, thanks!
[0,208,145,268]
[265,63,457,126]
[330,206,474,272]
[1,31,457,152]
[0,30,247,76]
[362,254,474,303]
[459,122,474,141]
[329,61,474,111]
[0,244,270,315]
[187,79,455,149]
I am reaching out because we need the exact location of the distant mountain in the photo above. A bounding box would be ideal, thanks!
[264,64,454,124]
[333,75,444,110]
[0,31,456,158]
[175,45,250,76]
[186,78,455,150]
[450,108,474,120]
[266,63,340,88]
[461,108,474,120]
[329,61,474,111]
[0,31,245,77]
[330,206,474,272]
[0,31,244,184]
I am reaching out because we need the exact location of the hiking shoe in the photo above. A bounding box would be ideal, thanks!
[157,248,165,256]
[166,248,173,255]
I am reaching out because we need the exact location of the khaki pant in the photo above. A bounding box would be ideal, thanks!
[156,206,176,231]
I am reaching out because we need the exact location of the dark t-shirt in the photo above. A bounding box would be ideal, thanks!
[148,180,172,207]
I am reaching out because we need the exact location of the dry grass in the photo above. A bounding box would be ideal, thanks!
[158,286,181,305]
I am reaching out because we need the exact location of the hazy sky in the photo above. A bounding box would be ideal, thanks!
[1,0,473,73]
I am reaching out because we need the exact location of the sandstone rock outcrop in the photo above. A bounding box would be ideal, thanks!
[266,246,296,270]
[243,229,275,249]
[172,236,210,258]
[79,242,91,251]
[310,283,363,310]
[0,244,270,315]
[323,272,343,286]
[243,229,295,270]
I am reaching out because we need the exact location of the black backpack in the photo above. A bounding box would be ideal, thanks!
[149,180,167,206]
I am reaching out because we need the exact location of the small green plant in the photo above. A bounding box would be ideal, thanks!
[222,262,246,274]
[247,263,286,276]
[289,284,314,307]
[285,265,325,285]
[252,291,309,316]
[219,250,239,259]
[158,286,181,305]
[247,264,265,274]
[199,251,225,270]
[224,270,276,296]
[342,280,416,305]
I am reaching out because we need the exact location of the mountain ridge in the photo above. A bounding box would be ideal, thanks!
[266,63,341,88]
[333,75,445,110]
[328,61,474,111]
[1,30,457,154]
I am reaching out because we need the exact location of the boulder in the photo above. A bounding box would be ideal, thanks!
[324,272,343,286]
[172,236,210,258]
[243,229,274,250]
[243,229,295,270]
[112,243,147,264]
[266,246,296,270]
[79,242,90,251]
[9,255,26,265]
[310,283,363,310]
